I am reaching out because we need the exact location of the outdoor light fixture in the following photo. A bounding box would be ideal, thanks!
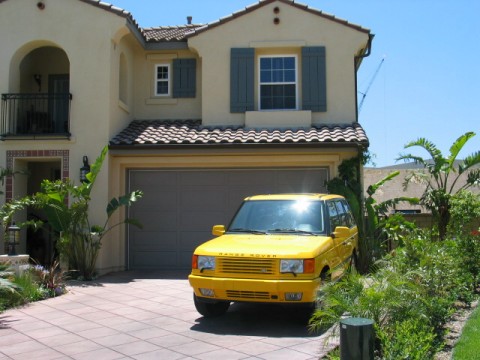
[80,156,90,183]
[8,222,20,256]
[33,74,42,92]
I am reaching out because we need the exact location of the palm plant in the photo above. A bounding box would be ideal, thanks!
[397,132,480,240]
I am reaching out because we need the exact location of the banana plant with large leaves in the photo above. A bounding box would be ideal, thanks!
[35,146,143,279]
[328,163,418,273]
[397,131,480,240]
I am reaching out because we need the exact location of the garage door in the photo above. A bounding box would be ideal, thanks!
[127,168,328,270]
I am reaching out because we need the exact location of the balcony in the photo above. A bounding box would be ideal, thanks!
[1,93,72,139]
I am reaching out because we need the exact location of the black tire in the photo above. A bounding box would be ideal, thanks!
[193,294,230,317]
[348,252,358,273]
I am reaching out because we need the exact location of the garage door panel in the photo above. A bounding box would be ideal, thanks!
[130,171,178,187]
[181,188,228,211]
[178,251,194,269]
[132,251,178,268]
[227,171,275,185]
[134,189,177,210]
[180,211,227,230]
[128,168,329,269]
[180,171,227,186]
[133,211,177,231]
[132,231,177,251]
[180,231,210,250]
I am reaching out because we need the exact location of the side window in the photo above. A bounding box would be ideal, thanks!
[155,64,170,96]
[341,200,356,228]
[327,201,339,231]
[334,200,348,227]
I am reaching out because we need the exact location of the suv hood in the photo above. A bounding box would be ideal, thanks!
[195,233,332,259]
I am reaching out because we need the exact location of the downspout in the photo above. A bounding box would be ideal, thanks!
[354,33,375,123]
[354,34,374,269]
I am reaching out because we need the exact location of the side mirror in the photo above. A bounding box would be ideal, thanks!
[332,226,350,239]
[212,225,226,236]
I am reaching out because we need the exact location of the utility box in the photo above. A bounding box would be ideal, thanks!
[340,317,374,360]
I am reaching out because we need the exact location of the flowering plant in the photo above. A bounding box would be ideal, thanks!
[29,260,67,297]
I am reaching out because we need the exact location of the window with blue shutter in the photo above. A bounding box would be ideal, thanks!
[173,58,196,98]
[259,55,297,110]
[230,48,254,113]
[302,47,327,112]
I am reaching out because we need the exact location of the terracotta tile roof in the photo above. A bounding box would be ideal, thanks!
[75,0,370,43]
[143,25,203,42]
[109,120,369,148]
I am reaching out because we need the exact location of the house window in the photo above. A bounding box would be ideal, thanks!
[155,64,170,96]
[259,55,297,110]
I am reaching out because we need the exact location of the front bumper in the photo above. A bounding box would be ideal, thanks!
[189,274,321,303]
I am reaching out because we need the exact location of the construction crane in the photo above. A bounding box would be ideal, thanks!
[358,57,385,113]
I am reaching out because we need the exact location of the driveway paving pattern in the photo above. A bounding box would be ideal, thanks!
[0,271,338,359]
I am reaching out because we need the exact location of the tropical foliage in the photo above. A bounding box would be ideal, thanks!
[327,156,417,272]
[310,228,478,359]
[33,146,143,280]
[397,131,480,240]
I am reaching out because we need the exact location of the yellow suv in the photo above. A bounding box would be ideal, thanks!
[189,193,358,317]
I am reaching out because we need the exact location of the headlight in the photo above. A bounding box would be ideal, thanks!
[197,256,216,271]
[280,259,304,273]
[280,259,315,274]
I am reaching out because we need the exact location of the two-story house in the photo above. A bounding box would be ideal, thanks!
[0,0,372,273]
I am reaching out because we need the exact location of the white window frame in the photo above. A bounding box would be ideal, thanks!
[258,54,298,110]
[154,63,170,97]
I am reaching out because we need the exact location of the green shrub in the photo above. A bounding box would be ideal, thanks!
[377,319,437,360]
[0,263,21,311]
[12,270,48,303]
[310,229,478,359]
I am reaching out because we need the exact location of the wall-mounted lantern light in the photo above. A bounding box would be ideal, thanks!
[80,156,90,183]
[8,222,20,256]
[33,74,42,92]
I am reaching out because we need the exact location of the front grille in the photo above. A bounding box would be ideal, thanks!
[226,290,270,300]
[218,257,276,275]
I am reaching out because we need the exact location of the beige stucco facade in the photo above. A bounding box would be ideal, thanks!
[0,0,371,273]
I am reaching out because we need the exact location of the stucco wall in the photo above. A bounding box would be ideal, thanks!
[189,1,369,126]
[0,0,131,272]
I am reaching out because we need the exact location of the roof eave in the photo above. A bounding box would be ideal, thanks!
[186,0,371,39]
[109,140,369,152]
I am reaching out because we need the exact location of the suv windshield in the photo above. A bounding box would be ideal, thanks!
[228,199,326,235]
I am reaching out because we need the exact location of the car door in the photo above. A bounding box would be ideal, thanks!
[334,200,357,273]
[326,200,344,280]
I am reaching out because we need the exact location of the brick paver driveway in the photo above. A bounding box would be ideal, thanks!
[0,271,337,359]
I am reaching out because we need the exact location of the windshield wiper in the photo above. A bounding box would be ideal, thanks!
[267,228,316,235]
[228,228,267,234]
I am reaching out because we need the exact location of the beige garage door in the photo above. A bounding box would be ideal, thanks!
[127,168,328,270]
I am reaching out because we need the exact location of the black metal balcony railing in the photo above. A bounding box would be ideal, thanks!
[1,93,72,138]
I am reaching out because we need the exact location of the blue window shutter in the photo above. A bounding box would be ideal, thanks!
[230,48,254,113]
[173,58,196,98]
[302,47,327,112]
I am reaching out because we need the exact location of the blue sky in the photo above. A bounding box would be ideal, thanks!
[109,0,479,167]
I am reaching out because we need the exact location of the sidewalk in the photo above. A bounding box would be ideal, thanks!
[0,271,338,359]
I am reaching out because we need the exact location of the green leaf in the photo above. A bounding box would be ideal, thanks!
[448,132,475,168]
[367,171,399,196]
[106,191,143,217]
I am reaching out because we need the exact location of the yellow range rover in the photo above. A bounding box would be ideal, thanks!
[189,193,359,317]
